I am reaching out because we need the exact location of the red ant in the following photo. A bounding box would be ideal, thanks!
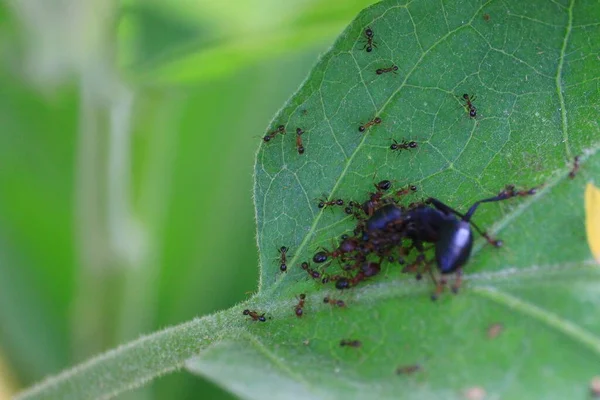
[461,94,477,118]
[278,246,288,272]
[323,296,346,307]
[499,184,537,198]
[301,261,321,280]
[376,65,398,75]
[358,117,381,132]
[390,139,417,152]
[394,184,418,199]
[361,27,377,52]
[360,180,392,216]
[396,364,421,375]
[569,155,580,179]
[263,125,285,142]
[318,198,344,209]
[243,309,266,322]
[334,261,381,289]
[296,128,305,155]
[340,339,362,347]
[294,294,306,317]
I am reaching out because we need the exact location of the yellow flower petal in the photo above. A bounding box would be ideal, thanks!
[585,182,600,263]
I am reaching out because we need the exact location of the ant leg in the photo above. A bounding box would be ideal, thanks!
[451,268,463,294]
[427,266,444,301]
[463,187,537,221]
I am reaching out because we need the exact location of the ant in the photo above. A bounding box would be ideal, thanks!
[278,246,288,272]
[294,294,306,317]
[340,339,362,347]
[262,125,285,142]
[323,296,346,307]
[296,128,305,155]
[403,187,537,298]
[376,65,398,75]
[390,139,418,152]
[569,155,580,179]
[460,94,477,118]
[358,117,382,132]
[396,364,421,375]
[243,309,266,322]
[301,261,321,280]
[335,261,381,290]
[361,27,377,52]
[318,198,344,209]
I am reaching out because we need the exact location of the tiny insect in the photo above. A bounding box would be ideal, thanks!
[390,139,418,152]
[376,65,398,75]
[340,339,362,347]
[262,125,285,142]
[294,294,306,317]
[301,261,321,279]
[323,296,346,307]
[396,364,422,375]
[278,246,288,272]
[361,27,377,52]
[569,155,580,179]
[483,13,490,21]
[243,309,266,322]
[295,128,305,155]
[358,117,382,132]
[487,323,504,339]
[461,93,477,118]
[318,198,344,209]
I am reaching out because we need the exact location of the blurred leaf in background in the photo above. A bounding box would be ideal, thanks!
[0,0,376,399]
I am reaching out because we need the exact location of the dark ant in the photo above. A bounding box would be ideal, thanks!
[358,117,382,132]
[278,246,288,272]
[318,198,344,209]
[340,339,362,347]
[461,94,477,118]
[361,27,377,52]
[396,364,421,375]
[243,309,266,322]
[262,125,285,142]
[301,261,321,279]
[294,294,306,317]
[402,187,537,298]
[569,155,580,179]
[323,296,346,307]
[390,139,418,152]
[376,65,398,75]
[296,128,305,155]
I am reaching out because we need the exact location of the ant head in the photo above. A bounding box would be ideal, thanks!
[243,309,250,315]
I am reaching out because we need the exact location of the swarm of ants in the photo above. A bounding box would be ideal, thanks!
[300,180,537,299]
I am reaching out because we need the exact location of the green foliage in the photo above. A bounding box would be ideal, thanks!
[13,0,600,399]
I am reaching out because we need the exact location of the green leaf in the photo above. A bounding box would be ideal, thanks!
[16,0,600,399]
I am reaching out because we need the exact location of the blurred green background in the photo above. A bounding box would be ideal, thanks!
[0,0,377,399]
